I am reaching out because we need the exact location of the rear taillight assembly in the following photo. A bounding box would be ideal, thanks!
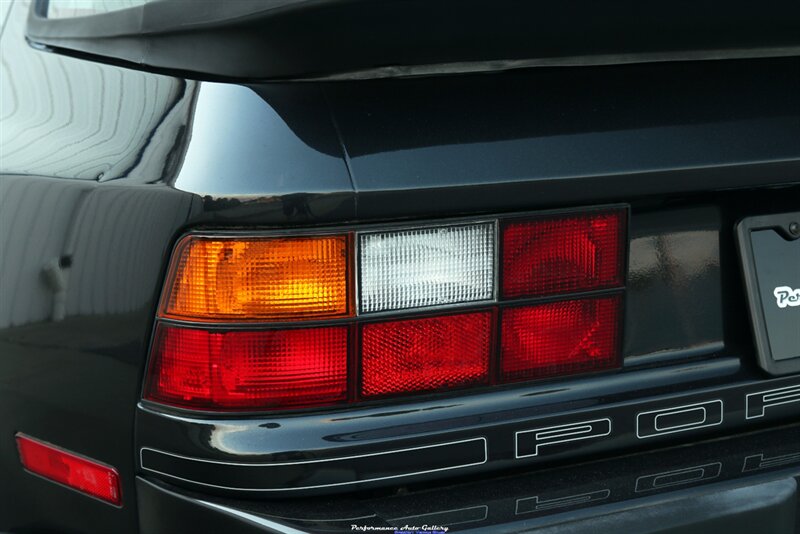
[145,207,626,412]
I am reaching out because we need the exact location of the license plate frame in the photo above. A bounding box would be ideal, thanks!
[736,212,800,376]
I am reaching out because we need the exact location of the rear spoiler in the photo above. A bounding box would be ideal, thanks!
[27,0,800,81]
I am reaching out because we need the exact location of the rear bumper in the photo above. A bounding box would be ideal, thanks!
[136,370,800,497]
[136,423,800,533]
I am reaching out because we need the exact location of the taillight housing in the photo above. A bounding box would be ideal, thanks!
[144,207,627,412]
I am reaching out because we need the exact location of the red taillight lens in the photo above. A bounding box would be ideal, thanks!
[501,296,622,382]
[502,210,626,298]
[16,434,122,506]
[145,325,348,411]
[360,312,492,398]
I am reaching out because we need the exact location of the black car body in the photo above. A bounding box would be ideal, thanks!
[1,1,799,532]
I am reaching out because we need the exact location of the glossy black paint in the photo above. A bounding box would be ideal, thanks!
[135,423,800,532]
[140,437,489,493]
[2,0,800,531]
[323,58,800,221]
[624,206,724,361]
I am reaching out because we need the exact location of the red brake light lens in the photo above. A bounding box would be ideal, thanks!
[16,434,122,506]
[360,312,492,398]
[502,210,626,298]
[500,296,622,382]
[145,325,348,411]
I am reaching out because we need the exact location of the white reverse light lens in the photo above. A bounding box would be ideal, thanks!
[359,223,495,313]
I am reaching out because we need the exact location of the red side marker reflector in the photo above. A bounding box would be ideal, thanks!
[360,311,492,398]
[16,434,122,506]
[502,210,626,298]
[145,325,349,411]
[501,296,622,382]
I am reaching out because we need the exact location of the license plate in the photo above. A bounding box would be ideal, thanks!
[737,212,800,375]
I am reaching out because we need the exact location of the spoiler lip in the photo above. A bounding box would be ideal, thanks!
[26,0,800,82]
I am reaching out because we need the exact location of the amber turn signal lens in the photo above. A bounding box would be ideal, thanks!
[160,235,351,322]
